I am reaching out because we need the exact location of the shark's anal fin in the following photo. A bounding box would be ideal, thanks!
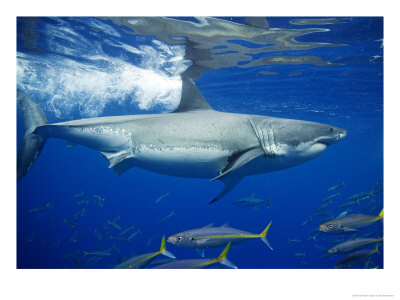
[173,78,212,113]
[210,147,264,182]
[209,176,242,205]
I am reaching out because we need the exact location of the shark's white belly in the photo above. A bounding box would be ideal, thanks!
[132,145,231,178]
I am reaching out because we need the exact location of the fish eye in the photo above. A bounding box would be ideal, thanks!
[177,236,182,241]
[190,237,194,241]
[329,128,334,132]
[327,224,333,229]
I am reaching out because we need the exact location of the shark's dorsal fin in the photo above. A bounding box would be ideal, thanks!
[173,78,212,113]
[244,17,270,30]
[202,223,215,228]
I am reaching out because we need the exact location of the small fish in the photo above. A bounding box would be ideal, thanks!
[70,231,82,243]
[114,236,175,269]
[64,217,77,228]
[334,245,380,269]
[119,225,136,236]
[107,219,122,231]
[77,199,91,205]
[167,220,273,251]
[347,192,370,201]
[108,235,132,243]
[155,192,170,204]
[301,216,312,226]
[295,252,306,258]
[314,211,333,217]
[153,242,236,269]
[315,201,332,213]
[127,229,141,241]
[82,250,112,257]
[307,235,318,242]
[158,210,174,224]
[328,237,383,254]
[266,197,271,208]
[94,229,106,241]
[288,239,301,243]
[146,234,160,247]
[94,195,105,207]
[232,194,271,209]
[339,200,360,208]
[74,208,85,218]
[73,190,84,198]
[28,202,53,214]
[322,192,341,202]
[328,181,345,192]
[319,209,383,234]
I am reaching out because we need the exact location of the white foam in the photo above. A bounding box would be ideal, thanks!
[17,19,191,120]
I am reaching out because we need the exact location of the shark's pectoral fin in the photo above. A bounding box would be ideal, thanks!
[210,147,264,182]
[209,176,242,204]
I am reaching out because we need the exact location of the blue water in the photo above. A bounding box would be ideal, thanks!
[16,17,383,269]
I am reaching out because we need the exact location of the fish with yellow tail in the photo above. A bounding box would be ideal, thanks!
[334,244,381,269]
[114,235,175,269]
[167,220,272,257]
[319,209,383,234]
[153,242,237,269]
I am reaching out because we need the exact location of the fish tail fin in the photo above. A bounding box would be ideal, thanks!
[17,89,48,181]
[159,235,167,253]
[158,235,176,259]
[373,243,381,255]
[378,208,384,219]
[82,251,89,256]
[217,242,237,269]
[259,221,273,250]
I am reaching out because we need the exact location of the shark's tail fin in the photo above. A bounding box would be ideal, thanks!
[17,89,48,181]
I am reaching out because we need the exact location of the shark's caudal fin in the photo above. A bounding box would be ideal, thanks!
[17,89,48,181]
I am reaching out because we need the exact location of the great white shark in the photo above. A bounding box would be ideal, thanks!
[17,78,347,203]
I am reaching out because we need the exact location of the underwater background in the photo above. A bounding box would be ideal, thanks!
[16,16,383,272]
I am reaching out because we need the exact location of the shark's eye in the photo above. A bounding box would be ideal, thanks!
[190,237,194,241]
[329,127,334,132]
[327,224,333,229]
[177,236,182,241]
